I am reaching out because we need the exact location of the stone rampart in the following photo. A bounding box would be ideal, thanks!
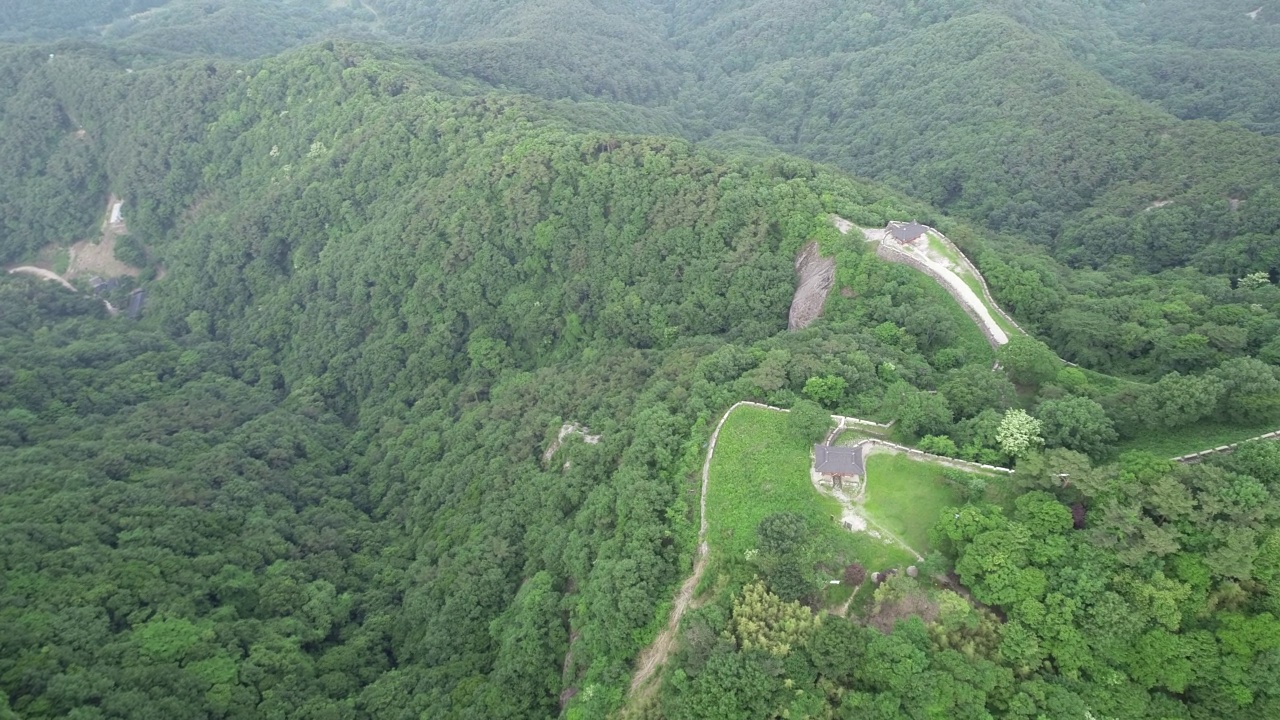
[876,242,1006,348]
[1171,430,1280,463]
[858,438,1014,475]
[926,230,1027,336]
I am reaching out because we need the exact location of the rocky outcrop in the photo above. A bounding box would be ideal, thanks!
[789,241,835,330]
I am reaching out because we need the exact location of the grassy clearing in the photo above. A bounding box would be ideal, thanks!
[705,406,843,559]
[1116,419,1280,458]
[821,581,856,608]
[832,425,891,445]
[834,530,915,572]
[52,248,70,276]
[862,453,967,554]
[704,406,914,573]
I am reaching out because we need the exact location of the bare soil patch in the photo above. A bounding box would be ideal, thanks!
[64,195,140,280]
[542,423,601,464]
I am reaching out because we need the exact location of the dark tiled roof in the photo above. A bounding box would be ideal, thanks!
[91,277,120,295]
[814,444,864,476]
[887,221,929,242]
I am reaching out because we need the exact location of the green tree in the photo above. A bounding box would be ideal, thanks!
[803,375,847,407]
[939,364,1015,419]
[893,386,953,439]
[1211,357,1280,423]
[997,336,1061,387]
[1036,396,1118,459]
[730,580,820,657]
[787,399,832,443]
[756,513,809,557]
[918,435,959,457]
[483,571,566,718]
[1013,448,1095,495]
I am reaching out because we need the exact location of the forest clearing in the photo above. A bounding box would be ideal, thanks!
[60,194,140,280]
[629,402,1003,697]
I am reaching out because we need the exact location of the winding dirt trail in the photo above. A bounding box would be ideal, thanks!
[7,266,119,316]
[627,401,746,698]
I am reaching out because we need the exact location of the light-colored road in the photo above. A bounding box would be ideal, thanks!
[8,266,76,292]
[8,265,119,316]
[836,218,1009,345]
[911,250,1009,345]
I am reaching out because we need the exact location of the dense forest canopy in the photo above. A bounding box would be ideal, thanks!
[1,1,1280,719]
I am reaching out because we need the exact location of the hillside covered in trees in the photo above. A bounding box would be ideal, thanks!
[1,2,1280,719]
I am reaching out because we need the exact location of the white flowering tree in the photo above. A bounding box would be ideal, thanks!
[997,409,1043,458]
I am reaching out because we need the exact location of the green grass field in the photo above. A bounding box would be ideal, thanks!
[1116,419,1280,459]
[52,248,70,276]
[705,406,914,572]
[861,453,967,554]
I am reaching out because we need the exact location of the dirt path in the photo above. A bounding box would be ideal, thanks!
[6,266,119,315]
[627,401,747,699]
[837,217,1010,346]
[835,584,863,617]
[7,266,77,292]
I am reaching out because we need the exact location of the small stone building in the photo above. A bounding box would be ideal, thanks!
[813,444,865,490]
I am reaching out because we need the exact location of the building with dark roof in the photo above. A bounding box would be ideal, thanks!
[813,444,865,489]
[886,221,930,245]
[89,276,121,295]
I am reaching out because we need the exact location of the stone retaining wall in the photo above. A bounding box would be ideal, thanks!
[858,438,1014,475]
[925,229,1027,336]
[1171,430,1280,463]
[876,242,1006,348]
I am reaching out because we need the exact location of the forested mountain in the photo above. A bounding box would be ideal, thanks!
[0,0,377,57]
[0,40,978,718]
[2,2,1280,719]
[8,1,1280,272]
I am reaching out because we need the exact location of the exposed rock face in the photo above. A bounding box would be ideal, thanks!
[788,241,835,330]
